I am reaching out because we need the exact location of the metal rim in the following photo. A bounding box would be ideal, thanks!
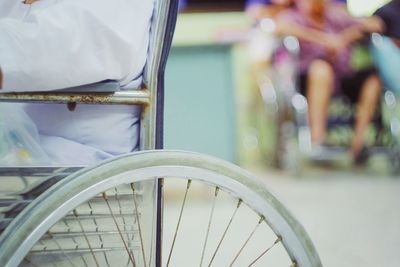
[0,150,322,267]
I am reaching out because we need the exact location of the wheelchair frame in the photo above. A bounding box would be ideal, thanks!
[0,1,323,266]
[0,0,179,265]
[0,0,179,152]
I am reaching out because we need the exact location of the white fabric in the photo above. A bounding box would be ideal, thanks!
[0,0,154,165]
[23,104,141,165]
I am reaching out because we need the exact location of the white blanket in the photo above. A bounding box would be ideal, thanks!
[23,103,141,165]
[0,0,153,165]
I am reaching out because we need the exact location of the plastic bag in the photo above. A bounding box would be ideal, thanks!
[0,104,50,166]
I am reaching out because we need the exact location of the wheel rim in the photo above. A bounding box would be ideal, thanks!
[0,150,321,267]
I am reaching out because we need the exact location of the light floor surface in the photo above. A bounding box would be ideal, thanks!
[163,166,400,267]
[255,168,400,267]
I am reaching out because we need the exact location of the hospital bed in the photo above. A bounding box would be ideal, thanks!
[0,0,322,266]
[264,35,400,174]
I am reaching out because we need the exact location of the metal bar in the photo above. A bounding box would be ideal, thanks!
[38,239,57,267]
[113,188,132,241]
[73,209,100,267]
[62,220,86,264]
[131,183,148,267]
[166,180,192,267]
[155,178,164,267]
[29,246,141,255]
[102,193,136,267]
[0,90,151,105]
[88,201,111,267]
[42,230,139,238]
[61,212,141,220]
[48,231,77,267]
[90,194,144,202]
[23,257,39,267]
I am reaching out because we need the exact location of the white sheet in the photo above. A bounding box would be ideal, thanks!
[0,0,154,165]
[22,103,141,165]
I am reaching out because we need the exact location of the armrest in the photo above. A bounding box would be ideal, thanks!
[0,79,149,105]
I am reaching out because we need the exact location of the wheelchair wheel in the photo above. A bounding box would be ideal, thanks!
[0,150,321,267]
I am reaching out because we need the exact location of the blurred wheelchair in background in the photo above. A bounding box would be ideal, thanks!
[259,34,400,175]
[0,0,322,266]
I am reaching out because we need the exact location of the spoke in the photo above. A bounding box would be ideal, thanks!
[114,187,136,266]
[114,188,130,232]
[88,201,111,267]
[199,187,219,267]
[103,192,136,267]
[229,216,264,267]
[131,183,147,267]
[114,188,133,242]
[38,239,58,267]
[81,256,89,267]
[103,250,111,267]
[207,199,242,267]
[48,231,77,267]
[166,179,192,267]
[73,209,100,267]
[247,236,282,267]
[63,220,87,265]
[23,257,39,267]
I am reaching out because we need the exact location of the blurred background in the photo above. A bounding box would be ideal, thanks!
[162,0,400,266]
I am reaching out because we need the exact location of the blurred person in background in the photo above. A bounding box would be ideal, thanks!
[244,0,350,65]
[275,0,383,162]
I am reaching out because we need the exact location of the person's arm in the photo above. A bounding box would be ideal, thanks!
[335,16,383,49]
[358,16,384,33]
[276,19,328,44]
[275,12,345,52]
[0,0,153,92]
[338,24,364,45]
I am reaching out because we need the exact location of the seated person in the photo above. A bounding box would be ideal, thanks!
[275,0,383,161]
[0,0,154,165]
[372,0,400,93]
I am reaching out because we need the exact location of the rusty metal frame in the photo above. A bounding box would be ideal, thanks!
[0,89,151,105]
[0,87,154,150]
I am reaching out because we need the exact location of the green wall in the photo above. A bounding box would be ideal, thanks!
[164,44,237,162]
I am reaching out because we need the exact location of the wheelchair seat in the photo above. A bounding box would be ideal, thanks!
[0,0,179,165]
[0,2,323,266]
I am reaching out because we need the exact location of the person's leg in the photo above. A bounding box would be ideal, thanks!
[351,73,382,158]
[306,59,335,145]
